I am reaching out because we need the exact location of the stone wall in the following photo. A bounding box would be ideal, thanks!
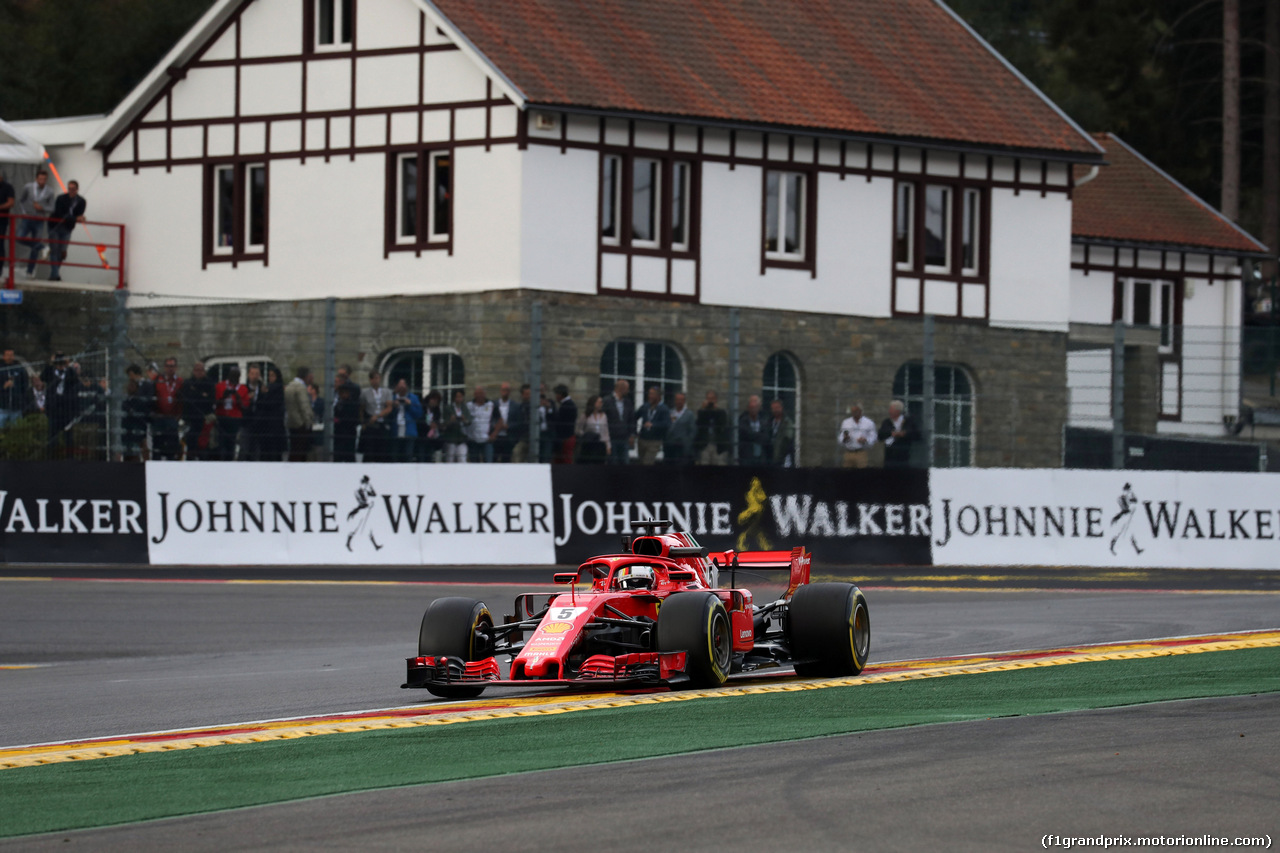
[125,289,1069,468]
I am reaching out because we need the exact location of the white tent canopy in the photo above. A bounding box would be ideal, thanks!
[0,118,46,165]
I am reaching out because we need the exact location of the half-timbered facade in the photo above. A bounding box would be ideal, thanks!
[1067,133,1270,437]
[26,0,1102,325]
[24,0,1270,466]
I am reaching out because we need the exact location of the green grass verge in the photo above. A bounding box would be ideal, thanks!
[4,647,1279,838]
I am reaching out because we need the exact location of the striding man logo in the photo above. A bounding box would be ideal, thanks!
[736,476,772,552]
[345,475,383,552]
[1108,482,1144,556]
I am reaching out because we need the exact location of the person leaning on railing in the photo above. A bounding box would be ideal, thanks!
[47,181,86,282]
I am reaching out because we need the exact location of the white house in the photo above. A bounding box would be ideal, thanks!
[11,0,1268,466]
[1067,133,1270,438]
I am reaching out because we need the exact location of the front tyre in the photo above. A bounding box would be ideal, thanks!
[788,583,870,677]
[657,592,733,688]
[418,596,493,698]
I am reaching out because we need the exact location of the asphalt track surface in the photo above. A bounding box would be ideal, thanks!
[3,568,1278,849]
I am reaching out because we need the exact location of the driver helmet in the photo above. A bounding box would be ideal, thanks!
[619,565,654,590]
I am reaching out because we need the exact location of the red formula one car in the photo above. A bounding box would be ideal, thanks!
[403,521,869,698]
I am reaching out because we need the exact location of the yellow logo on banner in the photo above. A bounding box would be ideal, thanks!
[736,477,772,551]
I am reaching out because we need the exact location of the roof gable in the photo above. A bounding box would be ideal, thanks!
[1074,133,1269,257]
[426,0,1102,158]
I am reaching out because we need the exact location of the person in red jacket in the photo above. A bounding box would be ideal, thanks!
[152,356,184,460]
[214,366,249,460]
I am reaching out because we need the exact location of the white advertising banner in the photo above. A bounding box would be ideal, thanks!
[931,468,1280,570]
[146,462,556,565]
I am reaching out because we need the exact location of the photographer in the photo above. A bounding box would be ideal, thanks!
[389,379,423,462]
[40,352,79,459]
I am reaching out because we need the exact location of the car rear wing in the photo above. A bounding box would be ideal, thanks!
[708,547,811,598]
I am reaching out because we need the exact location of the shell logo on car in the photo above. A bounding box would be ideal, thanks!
[540,621,574,634]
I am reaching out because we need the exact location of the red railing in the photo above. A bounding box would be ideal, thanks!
[3,213,126,290]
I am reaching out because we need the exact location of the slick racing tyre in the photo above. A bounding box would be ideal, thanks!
[418,597,493,699]
[788,583,870,677]
[657,592,733,688]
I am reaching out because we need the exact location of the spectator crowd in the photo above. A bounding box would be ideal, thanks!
[0,351,921,466]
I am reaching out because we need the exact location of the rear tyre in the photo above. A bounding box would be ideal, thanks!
[788,583,870,677]
[418,596,493,698]
[657,592,733,688]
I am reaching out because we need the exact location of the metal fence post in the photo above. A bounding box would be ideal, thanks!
[322,297,336,461]
[529,300,542,461]
[1111,320,1126,470]
[922,313,935,468]
[107,289,128,461]
[729,307,740,463]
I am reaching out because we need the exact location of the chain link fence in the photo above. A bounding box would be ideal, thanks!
[0,286,1273,471]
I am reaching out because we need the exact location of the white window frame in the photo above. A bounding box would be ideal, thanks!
[765,170,806,261]
[961,188,980,275]
[213,164,236,256]
[895,362,975,468]
[1123,278,1175,354]
[245,164,267,252]
[427,150,450,243]
[380,347,465,401]
[762,351,802,462]
[599,340,686,411]
[204,355,281,386]
[671,161,692,252]
[395,152,418,245]
[923,184,952,273]
[601,154,622,247]
[314,0,353,51]
[630,157,661,249]
[895,181,914,270]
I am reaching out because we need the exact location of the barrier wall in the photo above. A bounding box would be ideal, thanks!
[0,462,1276,569]
[0,463,148,564]
[931,468,1280,570]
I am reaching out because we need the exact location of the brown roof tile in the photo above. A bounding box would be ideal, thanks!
[432,0,1101,156]
[1074,133,1268,255]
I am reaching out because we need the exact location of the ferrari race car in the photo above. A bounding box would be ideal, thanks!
[403,520,870,698]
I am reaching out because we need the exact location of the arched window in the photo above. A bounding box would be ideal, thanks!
[761,352,800,418]
[762,351,801,461]
[381,348,464,402]
[599,341,684,406]
[892,362,974,467]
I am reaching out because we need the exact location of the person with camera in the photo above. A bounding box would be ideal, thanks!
[214,366,248,460]
[389,378,423,462]
[40,352,80,458]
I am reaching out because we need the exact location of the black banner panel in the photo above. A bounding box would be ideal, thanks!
[551,466,930,567]
[0,463,149,564]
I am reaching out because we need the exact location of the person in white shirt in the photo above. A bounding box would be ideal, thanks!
[837,403,877,468]
[466,385,495,463]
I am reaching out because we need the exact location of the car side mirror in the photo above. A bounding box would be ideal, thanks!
[668,571,696,582]
[553,572,579,585]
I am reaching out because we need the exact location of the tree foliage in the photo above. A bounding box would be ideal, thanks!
[0,0,216,121]
[949,0,1272,239]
